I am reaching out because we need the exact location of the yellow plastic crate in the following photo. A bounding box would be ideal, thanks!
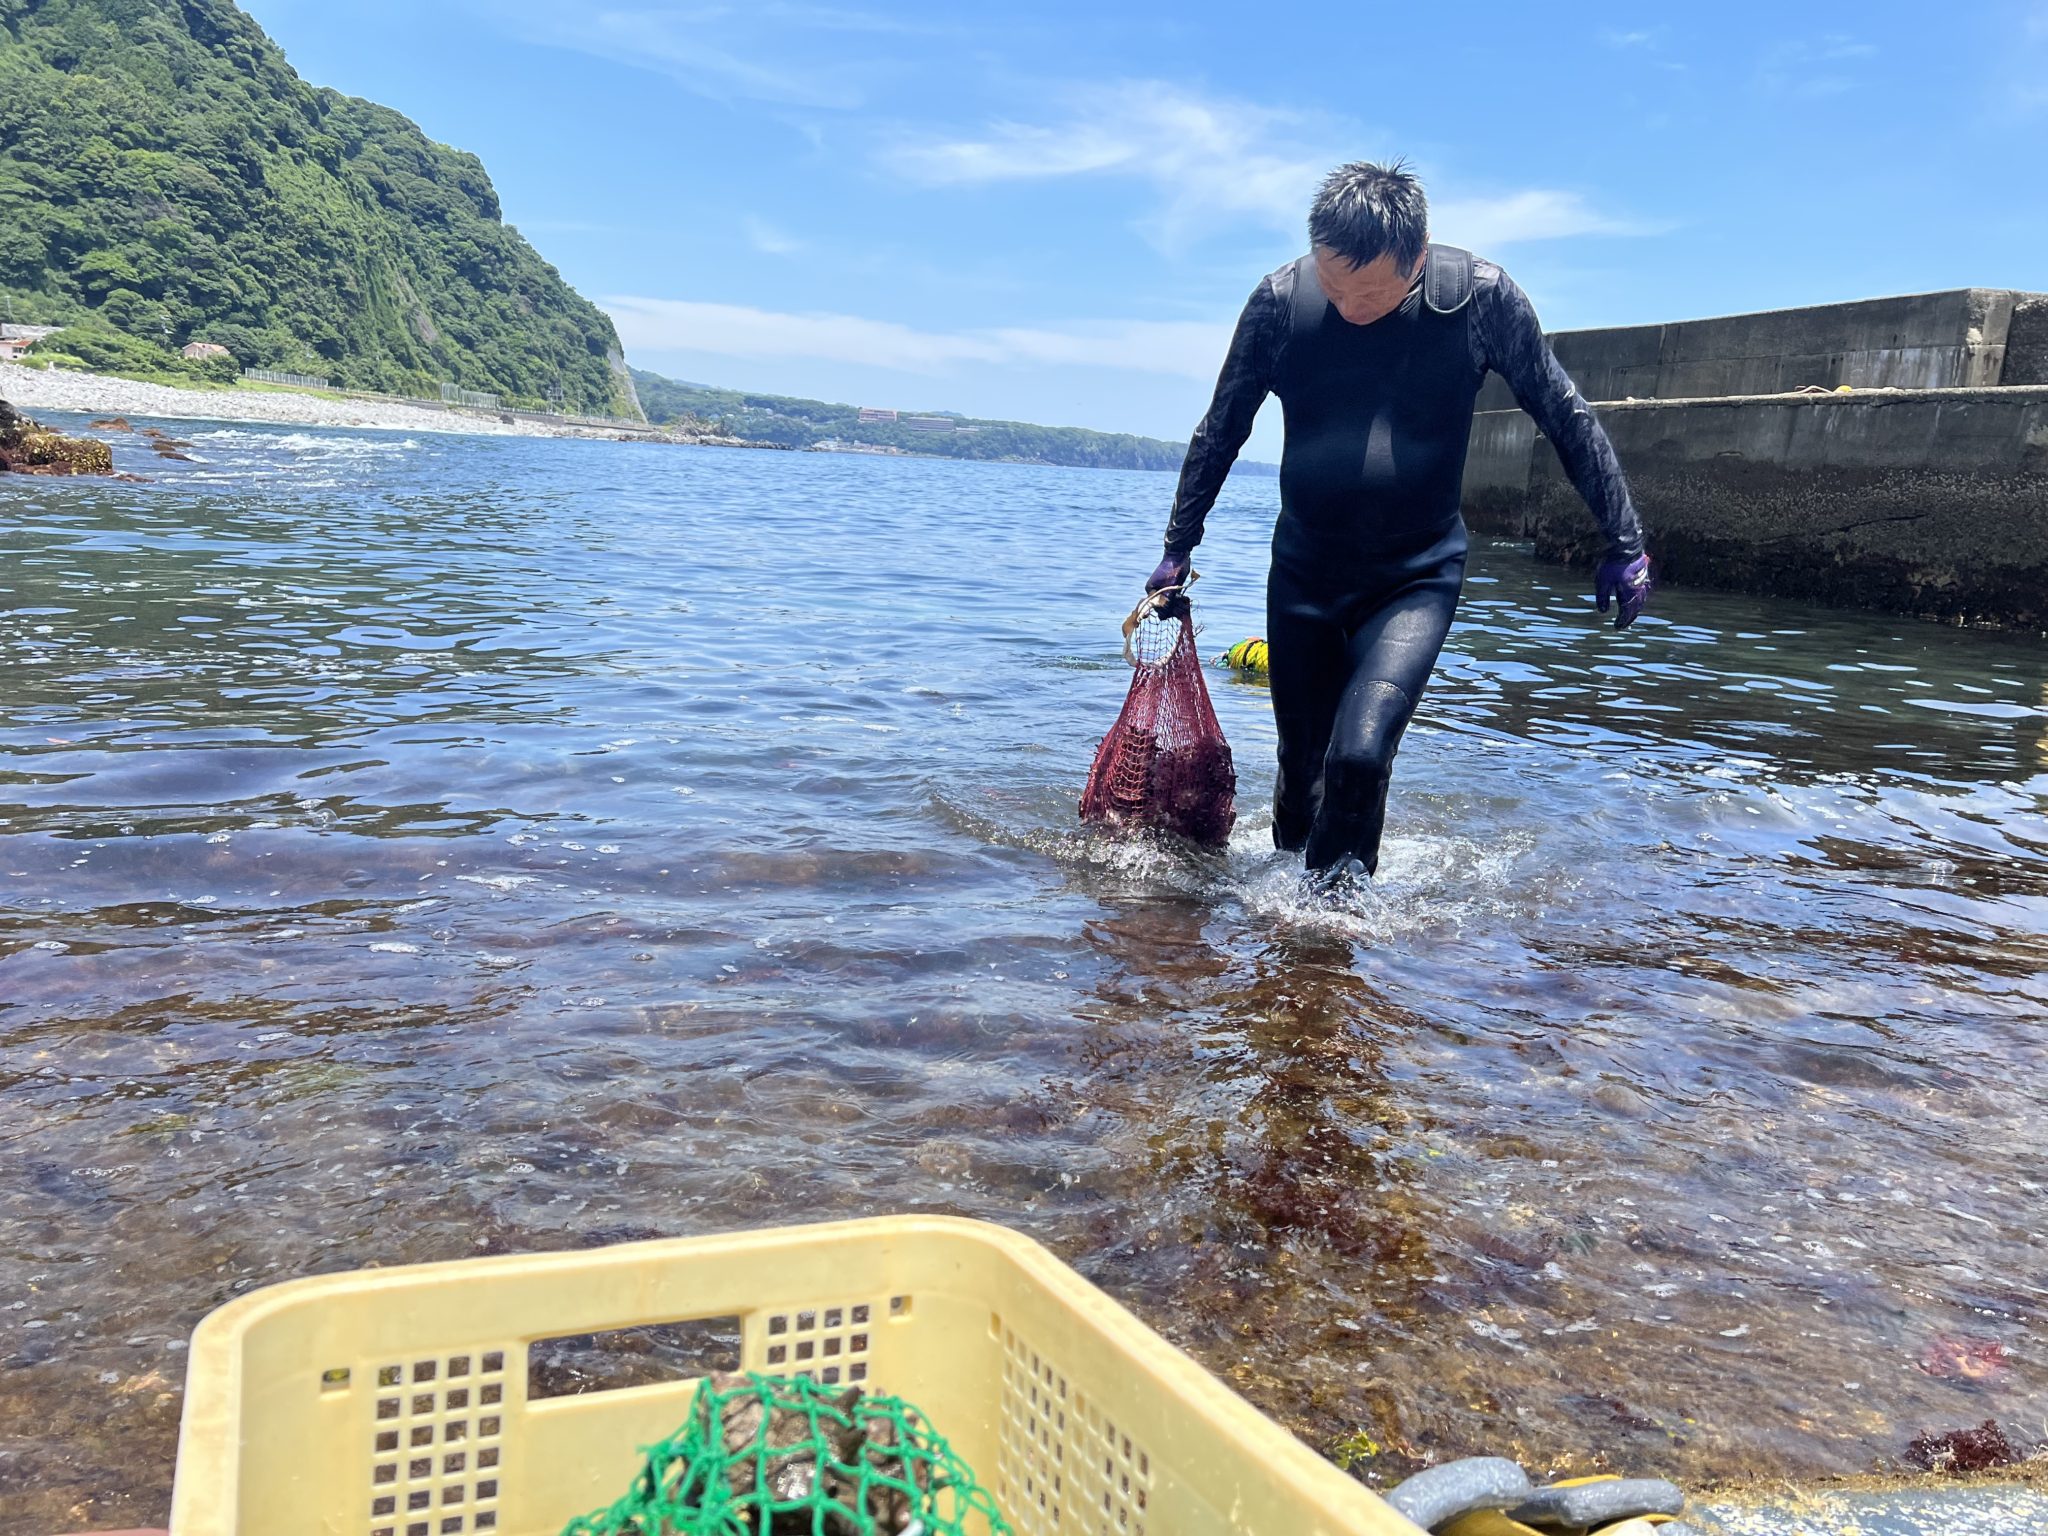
[171,1215,1420,1536]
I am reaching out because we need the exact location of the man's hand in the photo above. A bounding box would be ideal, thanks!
[1595,550,1652,630]
[1147,551,1191,594]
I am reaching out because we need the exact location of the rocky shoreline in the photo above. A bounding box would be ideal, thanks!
[0,397,116,474]
[0,362,754,446]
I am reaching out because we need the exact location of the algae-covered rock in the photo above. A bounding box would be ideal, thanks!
[0,398,116,475]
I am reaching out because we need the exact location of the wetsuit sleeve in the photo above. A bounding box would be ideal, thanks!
[1478,272,1645,558]
[1162,276,1285,555]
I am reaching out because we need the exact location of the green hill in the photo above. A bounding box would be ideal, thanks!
[0,0,638,415]
[632,369,1277,475]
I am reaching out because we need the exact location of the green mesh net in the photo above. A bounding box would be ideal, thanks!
[563,1372,1012,1536]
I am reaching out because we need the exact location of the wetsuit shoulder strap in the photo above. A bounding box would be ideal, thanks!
[1423,244,1475,314]
[1286,254,1326,339]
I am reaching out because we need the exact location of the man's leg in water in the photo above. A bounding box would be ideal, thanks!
[1265,564,1352,852]
[1301,555,1465,874]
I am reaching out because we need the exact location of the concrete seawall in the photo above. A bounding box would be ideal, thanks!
[2007,293,2048,384]
[1463,287,2048,629]
[1475,288,2035,410]
[1465,386,2048,629]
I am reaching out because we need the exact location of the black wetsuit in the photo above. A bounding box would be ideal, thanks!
[1165,247,1644,873]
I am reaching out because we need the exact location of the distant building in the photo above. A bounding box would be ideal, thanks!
[857,406,899,422]
[182,341,233,361]
[904,416,956,432]
[0,323,58,361]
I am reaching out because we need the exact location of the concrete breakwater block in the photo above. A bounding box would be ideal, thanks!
[1465,386,2048,630]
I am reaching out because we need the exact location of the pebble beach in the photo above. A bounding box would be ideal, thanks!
[0,361,660,441]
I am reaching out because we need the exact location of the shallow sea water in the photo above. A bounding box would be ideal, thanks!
[2,416,2046,1530]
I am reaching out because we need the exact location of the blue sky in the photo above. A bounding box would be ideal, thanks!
[241,0,2046,453]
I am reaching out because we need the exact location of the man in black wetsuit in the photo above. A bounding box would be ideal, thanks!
[1148,161,1652,880]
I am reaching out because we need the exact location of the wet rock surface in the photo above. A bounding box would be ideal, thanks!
[0,398,115,475]
[1905,1421,2020,1473]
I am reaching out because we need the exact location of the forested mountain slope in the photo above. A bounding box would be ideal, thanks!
[0,0,637,414]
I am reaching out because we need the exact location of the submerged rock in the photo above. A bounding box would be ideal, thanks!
[1906,1419,2019,1472]
[0,398,115,475]
[1920,1334,2009,1383]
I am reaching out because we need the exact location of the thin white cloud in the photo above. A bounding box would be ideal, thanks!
[751,2,950,35]
[881,79,1653,252]
[604,296,1225,379]
[882,80,1324,247]
[1756,34,1878,98]
[1431,189,1667,247]
[979,320,1224,378]
[744,216,805,256]
[1595,24,1686,70]
[586,10,853,107]
[474,3,896,107]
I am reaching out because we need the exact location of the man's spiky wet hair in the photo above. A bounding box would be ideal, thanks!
[1308,160,1429,271]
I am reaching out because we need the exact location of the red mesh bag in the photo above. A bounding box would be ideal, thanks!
[1079,591,1237,847]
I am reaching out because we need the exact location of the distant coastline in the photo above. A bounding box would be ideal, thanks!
[632,367,1277,477]
[1,362,1261,474]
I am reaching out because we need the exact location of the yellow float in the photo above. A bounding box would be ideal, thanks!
[1218,637,1270,676]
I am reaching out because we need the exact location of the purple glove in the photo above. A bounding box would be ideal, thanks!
[1595,550,1652,630]
[1147,551,1191,593]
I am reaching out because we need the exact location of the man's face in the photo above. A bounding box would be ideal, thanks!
[1313,243,1426,327]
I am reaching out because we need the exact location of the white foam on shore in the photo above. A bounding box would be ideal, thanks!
[192,427,422,459]
[931,784,1578,947]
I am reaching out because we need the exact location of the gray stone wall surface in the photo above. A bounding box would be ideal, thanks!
[1462,387,2048,629]
[2004,295,2048,386]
